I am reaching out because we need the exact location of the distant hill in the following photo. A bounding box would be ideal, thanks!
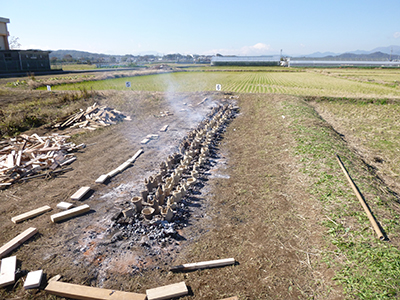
[48,50,118,60]
[294,51,399,61]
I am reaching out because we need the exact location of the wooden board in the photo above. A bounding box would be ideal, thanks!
[57,202,74,210]
[107,168,120,178]
[220,297,238,300]
[116,161,131,172]
[0,256,16,288]
[95,174,109,184]
[127,149,144,163]
[140,138,150,144]
[51,204,90,223]
[45,280,146,300]
[146,281,188,300]
[24,270,43,289]
[0,227,38,258]
[11,205,52,223]
[71,187,91,201]
[160,125,169,132]
[170,258,235,272]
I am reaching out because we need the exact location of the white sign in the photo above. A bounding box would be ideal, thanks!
[216,84,222,91]
[125,81,131,88]
[47,85,51,91]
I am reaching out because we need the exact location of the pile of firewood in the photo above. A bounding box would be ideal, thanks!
[0,133,84,187]
[54,103,131,130]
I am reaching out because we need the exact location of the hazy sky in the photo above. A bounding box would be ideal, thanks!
[2,0,400,56]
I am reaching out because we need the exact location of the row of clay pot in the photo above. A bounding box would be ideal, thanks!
[131,104,236,222]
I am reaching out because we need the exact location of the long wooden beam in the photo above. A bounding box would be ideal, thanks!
[45,281,146,300]
[11,205,52,223]
[50,204,90,223]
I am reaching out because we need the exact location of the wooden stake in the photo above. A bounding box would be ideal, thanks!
[336,154,385,240]
[170,258,235,272]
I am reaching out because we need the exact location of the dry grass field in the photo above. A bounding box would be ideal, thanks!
[1,67,400,299]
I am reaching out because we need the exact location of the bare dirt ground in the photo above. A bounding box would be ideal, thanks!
[0,91,341,299]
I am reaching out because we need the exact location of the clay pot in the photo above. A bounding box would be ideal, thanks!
[150,199,160,215]
[186,177,196,187]
[142,207,155,220]
[161,206,174,222]
[172,189,182,203]
[140,190,148,202]
[131,196,142,212]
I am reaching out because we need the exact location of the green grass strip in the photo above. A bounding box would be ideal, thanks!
[283,99,400,299]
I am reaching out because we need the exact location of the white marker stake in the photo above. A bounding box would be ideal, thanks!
[216,84,222,91]
[47,85,51,91]
[126,81,131,88]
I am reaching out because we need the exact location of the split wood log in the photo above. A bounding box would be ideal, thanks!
[336,154,385,240]
[24,270,43,289]
[170,257,235,272]
[146,281,188,300]
[0,227,38,258]
[71,187,91,201]
[11,205,52,223]
[45,280,146,300]
[50,204,90,223]
[0,256,16,288]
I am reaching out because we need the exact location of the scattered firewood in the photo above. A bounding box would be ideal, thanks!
[0,134,81,187]
[53,103,131,130]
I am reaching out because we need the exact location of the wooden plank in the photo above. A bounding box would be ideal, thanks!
[107,168,120,178]
[24,270,43,289]
[45,280,146,300]
[51,204,90,223]
[0,256,16,288]
[160,125,169,132]
[57,202,74,210]
[170,258,235,272]
[220,297,238,300]
[140,138,150,144]
[146,281,188,300]
[0,227,38,259]
[116,161,131,172]
[127,149,144,163]
[11,205,52,224]
[95,174,109,184]
[71,187,91,201]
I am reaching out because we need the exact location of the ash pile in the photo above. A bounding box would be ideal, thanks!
[110,103,239,253]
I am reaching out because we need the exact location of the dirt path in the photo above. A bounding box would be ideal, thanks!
[0,92,341,299]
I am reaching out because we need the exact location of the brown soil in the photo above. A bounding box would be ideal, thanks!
[0,91,341,299]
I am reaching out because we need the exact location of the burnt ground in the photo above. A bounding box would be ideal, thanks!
[0,91,342,299]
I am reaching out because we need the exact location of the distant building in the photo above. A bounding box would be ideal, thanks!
[0,17,10,50]
[0,17,52,74]
[0,50,52,73]
[211,55,281,66]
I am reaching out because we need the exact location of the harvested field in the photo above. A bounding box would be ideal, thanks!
[1,68,400,299]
